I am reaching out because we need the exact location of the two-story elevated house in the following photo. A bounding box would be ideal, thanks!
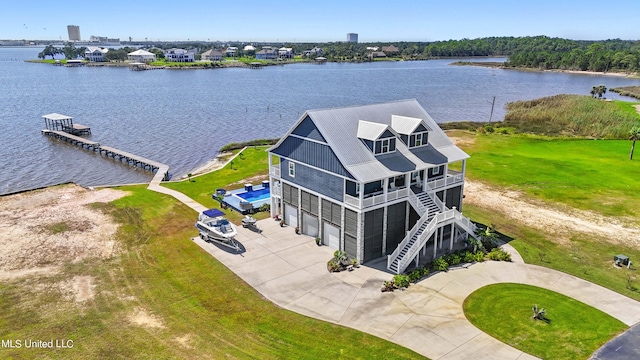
[268,100,478,274]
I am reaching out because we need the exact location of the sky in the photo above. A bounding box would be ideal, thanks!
[2,0,640,43]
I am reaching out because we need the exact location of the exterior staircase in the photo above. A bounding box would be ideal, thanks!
[387,189,478,274]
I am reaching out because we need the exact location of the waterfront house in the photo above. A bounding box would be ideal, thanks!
[267,100,477,274]
[303,46,323,57]
[127,49,156,63]
[201,49,223,61]
[256,49,278,60]
[369,51,387,59]
[225,47,237,57]
[165,48,194,62]
[381,45,399,55]
[84,46,109,62]
[278,47,294,59]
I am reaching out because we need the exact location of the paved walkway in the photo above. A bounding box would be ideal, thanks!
[146,182,640,359]
[189,218,640,360]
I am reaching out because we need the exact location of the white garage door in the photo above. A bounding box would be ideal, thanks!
[323,222,340,250]
[285,203,298,227]
[302,213,318,238]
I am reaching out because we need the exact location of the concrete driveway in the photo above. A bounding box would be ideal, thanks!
[193,218,640,360]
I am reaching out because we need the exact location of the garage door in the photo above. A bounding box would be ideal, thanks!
[323,222,340,250]
[285,203,298,227]
[302,212,318,238]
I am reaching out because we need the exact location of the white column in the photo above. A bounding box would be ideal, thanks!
[382,205,388,254]
[432,232,437,259]
[439,227,444,249]
[449,225,454,251]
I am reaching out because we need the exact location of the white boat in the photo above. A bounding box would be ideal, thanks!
[195,209,239,251]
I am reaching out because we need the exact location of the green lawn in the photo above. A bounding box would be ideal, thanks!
[463,134,640,221]
[0,185,424,359]
[162,146,270,222]
[464,283,626,360]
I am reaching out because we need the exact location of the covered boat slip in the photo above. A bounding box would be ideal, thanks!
[42,113,91,135]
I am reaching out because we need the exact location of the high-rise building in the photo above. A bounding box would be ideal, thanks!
[347,33,358,43]
[67,25,81,41]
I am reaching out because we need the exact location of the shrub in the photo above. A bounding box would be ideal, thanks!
[483,124,495,133]
[463,251,476,263]
[333,250,349,265]
[381,280,395,292]
[487,248,512,262]
[327,260,341,272]
[474,251,486,262]
[419,267,430,277]
[393,274,410,289]
[433,257,449,272]
[258,203,270,212]
[408,269,422,283]
[446,253,462,266]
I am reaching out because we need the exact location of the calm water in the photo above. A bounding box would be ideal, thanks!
[1,47,639,195]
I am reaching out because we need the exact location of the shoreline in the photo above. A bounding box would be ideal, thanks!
[451,61,640,78]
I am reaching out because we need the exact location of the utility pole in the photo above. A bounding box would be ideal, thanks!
[489,96,496,123]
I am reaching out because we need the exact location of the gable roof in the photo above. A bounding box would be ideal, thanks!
[269,99,469,182]
[391,115,432,135]
[128,49,154,56]
[356,121,390,141]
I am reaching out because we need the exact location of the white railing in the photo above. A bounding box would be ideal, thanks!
[422,181,446,211]
[271,184,282,197]
[387,206,431,269]
[344,194,360,207]
[270,165,281,177]
[426,172,464,190]
[408,190,427,216]
[397,211,453,272]
[388,206,479,273]
[343,187,409,209]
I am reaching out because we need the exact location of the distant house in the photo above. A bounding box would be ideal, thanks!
[369,51,387,59]
[267,100,477,273]
[127,49,156,63]
[278,47,293,59]
[243,45,256,53]
[165,48,194,62]
[84,46,109,62]
[303,46,323,57]
[201,49,223,61]
[382,45,399,54]
[225,47,238,57]
[366,46,379,51]
[256,49,278,60]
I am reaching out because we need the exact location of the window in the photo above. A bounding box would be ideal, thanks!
[288,162,295,177]
[432,166,440,175]
[374,138,396,155]
[409,131,428,148]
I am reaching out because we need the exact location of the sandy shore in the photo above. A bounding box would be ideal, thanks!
[177,151,233,180]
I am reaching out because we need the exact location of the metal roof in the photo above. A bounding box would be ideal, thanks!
[271,99,469,182]
[391,115,431,134]
[42,113,72,121]
[356,120,389,141]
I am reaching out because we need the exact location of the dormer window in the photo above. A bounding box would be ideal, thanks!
[357,120,397,155]
[375,137,396,155]
[410,131,428,148]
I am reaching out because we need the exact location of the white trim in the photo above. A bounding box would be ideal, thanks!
[288,162,296,177]
[275,155,355,182]
[288,133,328,145]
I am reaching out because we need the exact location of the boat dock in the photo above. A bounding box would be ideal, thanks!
[41,113,170,181]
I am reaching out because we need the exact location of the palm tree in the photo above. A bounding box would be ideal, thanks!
[630,126,640,160]
[475,224,498,250]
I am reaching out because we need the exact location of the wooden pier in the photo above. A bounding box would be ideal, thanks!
[41,113,170,181]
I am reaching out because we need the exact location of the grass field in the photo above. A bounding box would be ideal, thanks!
[461,133,640,220]
[464,283,626,360]
[454,131,640,300]
[162,146,271,223]
[0,186,423,359]
[503,95,640,139]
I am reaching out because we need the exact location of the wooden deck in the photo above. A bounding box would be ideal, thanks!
[43,130,100,150]
[42,130,169,181]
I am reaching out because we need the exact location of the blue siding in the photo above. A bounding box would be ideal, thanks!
[291,116,327,143]
[272,136,354,179]
[281,159,344,202]
[380,129,395,139]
